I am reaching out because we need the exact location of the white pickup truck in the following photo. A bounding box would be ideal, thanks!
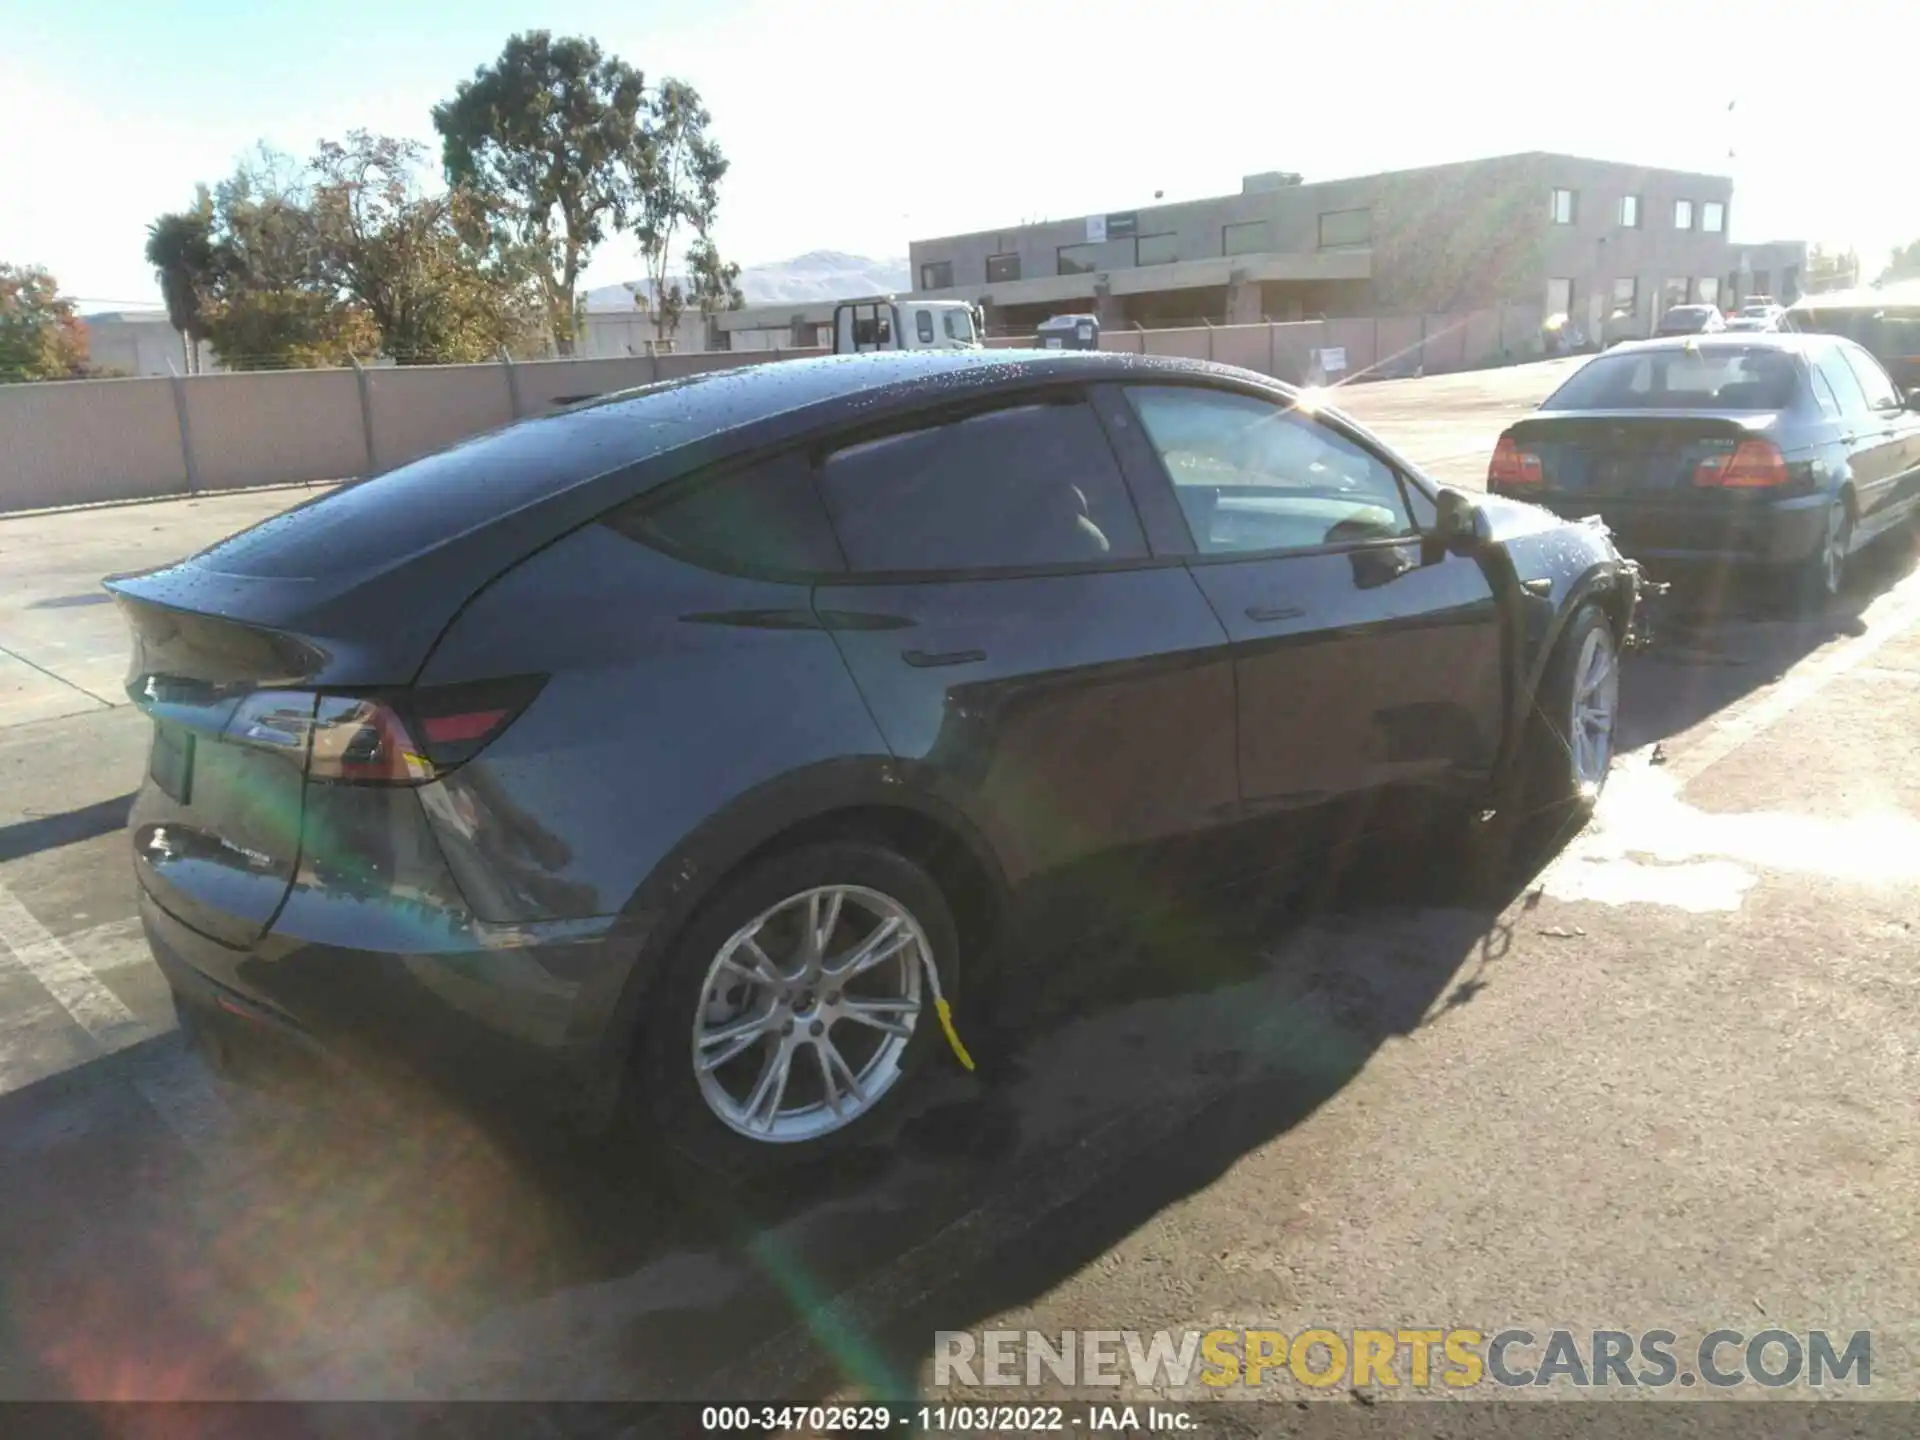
[832,297,984,354]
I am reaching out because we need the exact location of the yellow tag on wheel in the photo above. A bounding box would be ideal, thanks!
[935,997,975,1072]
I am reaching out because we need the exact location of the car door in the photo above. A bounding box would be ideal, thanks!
[809,393,1242,929]
[1814,346,1901,536]
[1837,341,1920,525]
[1111,381,1505,878]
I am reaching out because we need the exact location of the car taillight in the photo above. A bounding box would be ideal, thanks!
[1694,440,1790,489]
[307,676,545,785]
[1489,436,1543,486]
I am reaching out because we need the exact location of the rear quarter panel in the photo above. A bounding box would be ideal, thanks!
[411,522,892,929]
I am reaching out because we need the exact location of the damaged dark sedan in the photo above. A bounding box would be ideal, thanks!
[108,351,1644,1176]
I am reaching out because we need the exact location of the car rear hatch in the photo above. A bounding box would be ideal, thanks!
[1490,411,1800,554]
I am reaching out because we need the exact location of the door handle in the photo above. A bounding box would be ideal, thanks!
[1245,604,1305,623]
[901,647,986,668]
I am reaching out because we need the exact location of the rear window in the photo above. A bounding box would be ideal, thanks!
[1542,349,1803,411]
[188,374,741,579]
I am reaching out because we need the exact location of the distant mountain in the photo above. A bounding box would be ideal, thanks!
[585,250,910,312]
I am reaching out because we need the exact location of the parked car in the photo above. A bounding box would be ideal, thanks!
[1488,333,1920,602]
[1724,313,1780,333]
[1784,280,1920,394]
[1738,298,1786,325]
[109,351,1645,1177]
[1656,304,1727,337]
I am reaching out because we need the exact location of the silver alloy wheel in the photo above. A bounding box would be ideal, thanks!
[691,884,926,1144]
[1569,624,1620,795]
[1822,505,1850,597]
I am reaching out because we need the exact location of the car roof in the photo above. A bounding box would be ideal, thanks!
[1604,332,1832,357]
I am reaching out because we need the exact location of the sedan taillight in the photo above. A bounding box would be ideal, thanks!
[1488,436,1543,486]
[1693,440,1790,489]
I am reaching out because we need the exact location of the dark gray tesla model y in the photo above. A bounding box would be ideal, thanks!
[108,351,1644,1175]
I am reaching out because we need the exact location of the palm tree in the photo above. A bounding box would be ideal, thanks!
[144,188,217,373]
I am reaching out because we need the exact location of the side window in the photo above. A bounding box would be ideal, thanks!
[816,401,1148,574]
[605,450,846,577]
[1817,351,1871,416]
[1841,344,1901,410]
[1125,385,1418,556]
[943,310,972,342]
[1809,363,1843,420]
[915,309,936,345]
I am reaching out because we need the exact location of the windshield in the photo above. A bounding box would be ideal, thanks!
[1541,348,1802,410]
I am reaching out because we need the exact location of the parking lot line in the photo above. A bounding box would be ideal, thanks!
[0,876,154,1057]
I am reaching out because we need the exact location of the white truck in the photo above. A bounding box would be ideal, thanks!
[832,297,984,354]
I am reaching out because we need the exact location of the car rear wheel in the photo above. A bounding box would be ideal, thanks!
[1786,500,1851,609]
[636,840,961,1178]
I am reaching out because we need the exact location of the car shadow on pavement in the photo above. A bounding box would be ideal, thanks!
[0,840,1526,1406]
[1616,525,1917,757]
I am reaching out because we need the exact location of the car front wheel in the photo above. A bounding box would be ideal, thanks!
[637,840,962,1178]
[1515,604,1620,860]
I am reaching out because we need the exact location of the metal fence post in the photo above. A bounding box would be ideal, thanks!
[499,348,524,419]
[1267,321,1277,379]
[167,363,200,496]
[1204,319,1215,363]
[349,356,378,476]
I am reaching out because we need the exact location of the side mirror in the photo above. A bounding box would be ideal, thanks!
[1432,487,1495,556]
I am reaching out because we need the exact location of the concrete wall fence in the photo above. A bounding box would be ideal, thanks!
[0,304,1543,515]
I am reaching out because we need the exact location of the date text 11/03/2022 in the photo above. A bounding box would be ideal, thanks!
[700,1405,1196,1432]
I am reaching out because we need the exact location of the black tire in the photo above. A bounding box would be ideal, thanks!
[1511,604,1619,865]
[633,839,963,1180]
[1784,499,1851,611]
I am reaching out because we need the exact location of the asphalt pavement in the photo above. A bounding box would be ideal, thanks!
[2,356,1915,1425]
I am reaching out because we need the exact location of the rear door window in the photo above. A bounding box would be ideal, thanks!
[815,400,1147,573]
[1816,351,1872,417]
[606,450,847,577]
[1841,344,1902,410]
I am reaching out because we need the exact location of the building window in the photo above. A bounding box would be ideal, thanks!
[1317,208,1372,249]
[1135,232,1177,266]
[1546,278,1575,319]
[1550,188,1577,225]
[1701,201,1725,234]
[1696,277,1721,308]
[1619,195,1640,228]
[1611,277,1638,314]
[1662,277,1690,310]
[1057,243,1101,276]
[919,260,953,291]
[1222,221,1267,256]
[1673,200,1694,230]
[985,253,1020,284]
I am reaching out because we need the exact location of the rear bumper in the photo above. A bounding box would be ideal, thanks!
[139,882,633,1124]
[1499,491,1830,569]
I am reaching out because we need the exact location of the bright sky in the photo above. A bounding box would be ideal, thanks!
[4,0,1913,310]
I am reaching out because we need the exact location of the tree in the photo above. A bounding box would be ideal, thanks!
[308,131,544,363]
[433,32,649,355]
[0,264,90,382]
[631,78,731,345]
[686,235,743,316]
[1877,239,1920,286]
[145,188,216,373]
[194,146,380,369]
[1804,243,1861,296]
